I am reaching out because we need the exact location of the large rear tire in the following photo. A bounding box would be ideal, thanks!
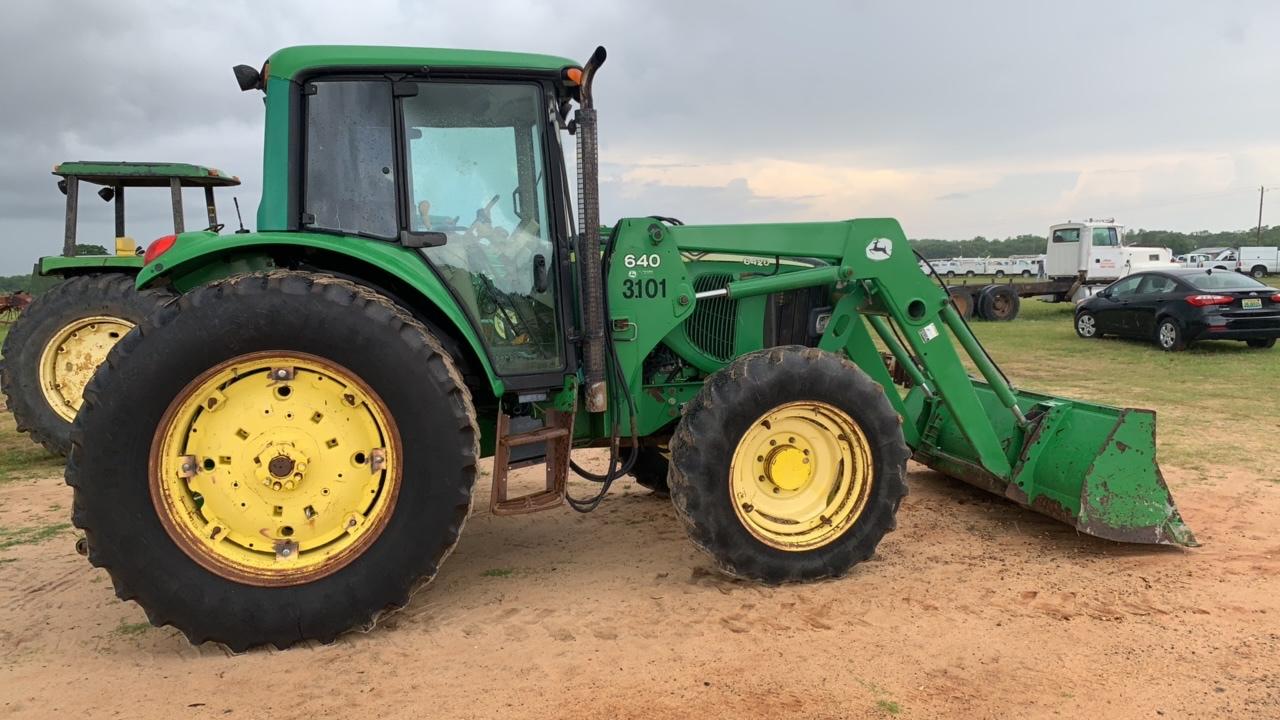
[668,346,908,583]
[1,273,173,456]
[67,272,478,650]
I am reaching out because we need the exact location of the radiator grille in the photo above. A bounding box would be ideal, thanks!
[687,273,738,362]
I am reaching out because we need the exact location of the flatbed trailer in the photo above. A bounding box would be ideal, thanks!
[939,275,1079,321]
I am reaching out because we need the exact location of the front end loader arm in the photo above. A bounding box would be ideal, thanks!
[662,218,1195,547]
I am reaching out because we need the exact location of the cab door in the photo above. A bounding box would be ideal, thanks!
[1085,226,1127,281]
[399,81,569,385]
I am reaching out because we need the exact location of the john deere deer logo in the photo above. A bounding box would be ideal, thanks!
[865,238,893,261]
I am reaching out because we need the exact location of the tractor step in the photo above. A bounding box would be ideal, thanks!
[489,410,574,516]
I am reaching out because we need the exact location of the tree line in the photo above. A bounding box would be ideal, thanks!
[910,226,1280,259]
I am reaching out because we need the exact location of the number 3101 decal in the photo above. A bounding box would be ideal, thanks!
[622,278,667,299]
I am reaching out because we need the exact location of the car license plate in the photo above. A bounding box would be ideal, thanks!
[1243,298,1262,309]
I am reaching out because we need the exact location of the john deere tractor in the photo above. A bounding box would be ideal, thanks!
[67,46,1194,651]
[2,162,239,454]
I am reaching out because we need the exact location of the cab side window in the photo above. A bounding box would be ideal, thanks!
[303,80,397,238]
[1091,227,1119,247]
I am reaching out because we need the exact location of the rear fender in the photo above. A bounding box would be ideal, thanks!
[38,255,144,277]
[135,230,504,397]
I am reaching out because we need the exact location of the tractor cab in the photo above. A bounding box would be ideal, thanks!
[224,47,589,389]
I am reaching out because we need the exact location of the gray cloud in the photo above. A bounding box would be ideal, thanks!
[1,1,1278,274]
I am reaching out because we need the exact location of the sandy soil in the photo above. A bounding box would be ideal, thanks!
[2,453,1278,719]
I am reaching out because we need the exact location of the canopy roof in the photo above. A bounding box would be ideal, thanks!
[52,161,241,188]
[266,45,580,82]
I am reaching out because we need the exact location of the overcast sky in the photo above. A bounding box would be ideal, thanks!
[1,1,1277,274]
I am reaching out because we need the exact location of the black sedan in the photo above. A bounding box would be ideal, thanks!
[1074,268,1280,351]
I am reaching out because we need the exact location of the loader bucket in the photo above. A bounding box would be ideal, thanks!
[910,383,1197,547]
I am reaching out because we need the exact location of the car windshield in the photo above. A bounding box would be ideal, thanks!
[1185,271,1270,291]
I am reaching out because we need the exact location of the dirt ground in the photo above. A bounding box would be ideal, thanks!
[2,449,1279,720]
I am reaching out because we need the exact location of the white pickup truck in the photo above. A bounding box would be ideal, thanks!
[1178,247,1279,278]
[1238,247,1280,278]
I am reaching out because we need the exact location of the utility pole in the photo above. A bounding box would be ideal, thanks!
[1258,185,1266,245]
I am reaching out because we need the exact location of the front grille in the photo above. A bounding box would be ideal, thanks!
[767,286,829,347]
[687,273,737,361]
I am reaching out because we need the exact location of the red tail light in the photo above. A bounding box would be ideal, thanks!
[1272,293,1280,303]
[1185,294,1234,307]
[143,234,177,265]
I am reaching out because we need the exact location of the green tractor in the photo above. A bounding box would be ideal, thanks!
[2,162,239,454]
[68,46,1194,651]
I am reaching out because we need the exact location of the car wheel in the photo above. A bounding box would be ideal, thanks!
[965,271,976,277]
[1075,311,1100,339]
[946,271,956,278]
[1246,338,1276,349]
[1020,270,1032,277]
[994,270,1005,278]
[1156,318,1186,352]
[1250,266,1268,279]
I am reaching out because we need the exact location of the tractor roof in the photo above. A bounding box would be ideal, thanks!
[265,45,580,82]
[52,161,240,188]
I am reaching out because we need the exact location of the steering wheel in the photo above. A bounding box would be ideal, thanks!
[471,195,501,228]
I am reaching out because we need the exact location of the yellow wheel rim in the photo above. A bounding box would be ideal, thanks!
[38,315,134,422]
[729,401,874,551]
[151,352,400,586]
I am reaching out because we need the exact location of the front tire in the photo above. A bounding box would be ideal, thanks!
[629,447,670,495]
[668,347,908,583]
[68,272,478,650]
[1250,266,1268,279]
[1156,318,1187,352]
[1,274,173,455]
[1075,310,1100,338]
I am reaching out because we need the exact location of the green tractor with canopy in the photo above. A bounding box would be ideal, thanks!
[67,46,1194,651]
[2,162,239,455]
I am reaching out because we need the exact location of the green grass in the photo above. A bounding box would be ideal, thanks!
[481,567,515,578]
[966,299,1280,482]
[875,699,903,716]
[0,522,71,550]
[0,415,62,483]
[113,620,151,637]
[0,325,63,483]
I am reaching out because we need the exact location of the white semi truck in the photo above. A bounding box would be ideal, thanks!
[940,219,1172,321]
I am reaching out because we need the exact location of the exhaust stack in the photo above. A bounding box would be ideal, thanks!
[574,46,608,413]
